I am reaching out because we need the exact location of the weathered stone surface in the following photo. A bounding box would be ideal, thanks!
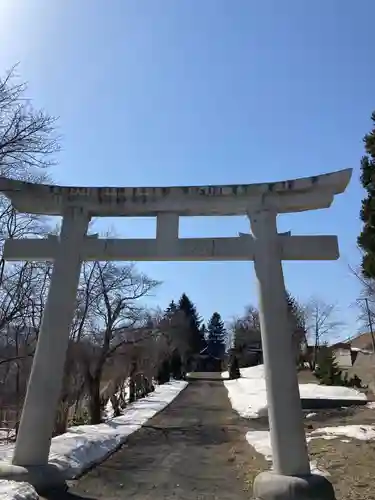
[253,471,336,500]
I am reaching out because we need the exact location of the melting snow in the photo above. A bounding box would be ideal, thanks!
[0,380,187,500]
[225,365,369,477]
[223,365,367,419]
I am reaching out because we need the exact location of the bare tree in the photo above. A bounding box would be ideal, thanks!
[0,64,59,177]
[70,260,160,424]
[0,64,59,433]
[0,65,60,247]
[230,304,261,351]
[303,297,343,369]
[350,263,375,334]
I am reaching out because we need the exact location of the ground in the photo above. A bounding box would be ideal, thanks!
[305,405,375,500]
[39,378,375,500]
[42,380,266,500]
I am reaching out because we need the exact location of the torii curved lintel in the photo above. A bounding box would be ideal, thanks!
[0,168,352,216]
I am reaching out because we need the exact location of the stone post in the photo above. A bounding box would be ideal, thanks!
[12,206,90,467]
[249,209,335,500]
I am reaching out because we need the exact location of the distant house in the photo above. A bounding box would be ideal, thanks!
[330,333,375,370]
[191,346,225,372]
[330,342,355,369]
[228,344,263,368]
[348,332,375,353]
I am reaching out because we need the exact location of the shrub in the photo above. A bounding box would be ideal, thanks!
[156,359,171,384]
[229,355,241,380]
[315,347,363,388]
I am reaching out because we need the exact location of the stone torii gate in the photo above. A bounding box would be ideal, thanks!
[0,169,351,498]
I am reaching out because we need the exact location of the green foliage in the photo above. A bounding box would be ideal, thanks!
[358,112,375,277]
[170,349,183,379]
[314,347,344,385]
[156,358,171,385]
[315,346,364,388]
[286,291,308,362]
[164,300,178,318]
[228,355,241,379]
[207,312,226,358]
[178,293,207,354]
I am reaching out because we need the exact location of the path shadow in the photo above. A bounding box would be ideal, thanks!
[41,488,98,500]
[301,398,367,410]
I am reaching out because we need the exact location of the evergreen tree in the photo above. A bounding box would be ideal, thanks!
[207,312,226,358]
[156,359,171,385]
[228,354,241,379]
[314,346,344,386]
[286,291,307,362]
[170,349,183,379]
[164,300,178,318]
[358,112,375,277]
[178,293,207,353]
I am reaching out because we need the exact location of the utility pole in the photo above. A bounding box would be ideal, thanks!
[358,297,375,353]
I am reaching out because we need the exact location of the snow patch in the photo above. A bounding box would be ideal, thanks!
[246,424,375,477]
[245,431,329,476]
[0,481,38,500]
[224,365,367,419]
[0,380,187,499]
[308,425,375,442]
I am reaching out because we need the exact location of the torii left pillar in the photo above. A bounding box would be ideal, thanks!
[8,206,90,485]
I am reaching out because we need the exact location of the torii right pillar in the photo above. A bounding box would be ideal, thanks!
[250,208,336,500]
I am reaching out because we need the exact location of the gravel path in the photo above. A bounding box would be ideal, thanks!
[43,380,266,500]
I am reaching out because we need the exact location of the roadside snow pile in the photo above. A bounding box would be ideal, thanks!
[246,424,375,474]
[308,425,375,442]
[0,480,38,500]
[245,430,330,476]
[223,365,367,419]
[0,380,187,500]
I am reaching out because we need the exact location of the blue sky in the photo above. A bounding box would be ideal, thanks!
[0,1,373,337]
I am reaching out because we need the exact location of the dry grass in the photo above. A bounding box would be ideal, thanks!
[309,439,375,500]
[304,405,375,499]
[241,449,268,492]
[244,405,375,499]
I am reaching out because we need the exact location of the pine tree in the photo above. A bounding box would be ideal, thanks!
[170,349,183,379]
[228,354,241,379]
[164,300,178,318]
[286,291,307,362]
[156,359,171,385]
[315,346,344,386]
[358,112,375,277]
[207,312,226,358]
[178,293,207,353]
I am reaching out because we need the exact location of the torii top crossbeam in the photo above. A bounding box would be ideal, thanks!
[0,168,352,217]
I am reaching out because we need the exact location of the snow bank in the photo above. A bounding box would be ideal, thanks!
[224,365,367,419]
[227,366,370,477]
[308,425,375,442]
[245,430,329,476]
[0,380,187,500]
[0,481,38,500]
[246,424,375,474]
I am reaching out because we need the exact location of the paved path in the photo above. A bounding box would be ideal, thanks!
[44,380,264,500]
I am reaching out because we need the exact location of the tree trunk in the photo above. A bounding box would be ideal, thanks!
[53,400,69,436]
[129,359,137,403]
[110,394,121,417]
[88,376,102,424]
